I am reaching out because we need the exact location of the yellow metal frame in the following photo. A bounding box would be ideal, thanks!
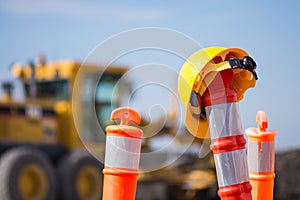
[2,60,128,151]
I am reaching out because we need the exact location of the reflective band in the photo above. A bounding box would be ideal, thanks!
[218,182,252,198]
[105,136,142,170]
[214,149,249,187]
[211,135,246,154]
[248,140,274,172]
[205,102,243,139]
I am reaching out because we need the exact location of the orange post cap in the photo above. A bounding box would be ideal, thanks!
[111,107,141,126]
[247,111,277,142]
[256,110,268,132]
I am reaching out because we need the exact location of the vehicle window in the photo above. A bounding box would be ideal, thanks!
[25,79,69,100]
[95,75,121,128]
[81,73,122,142]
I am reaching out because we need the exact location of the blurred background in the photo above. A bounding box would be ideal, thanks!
[0,1,300,200]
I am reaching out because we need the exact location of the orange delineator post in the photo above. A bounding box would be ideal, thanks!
[102,107,143,200]
[246,111,277,200]
[203,69,252,200]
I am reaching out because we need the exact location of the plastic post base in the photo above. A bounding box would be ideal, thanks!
[102,168,138,200]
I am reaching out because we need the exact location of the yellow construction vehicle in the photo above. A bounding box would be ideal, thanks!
[0,56,218,200]
[0,57,128,200]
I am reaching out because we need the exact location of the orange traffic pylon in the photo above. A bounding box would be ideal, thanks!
[203,69,252,200]
[246,111,277,200]
[102,107,143,200]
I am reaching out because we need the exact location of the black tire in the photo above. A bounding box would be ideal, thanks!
[0,147,57,200]
[58,150,103,200]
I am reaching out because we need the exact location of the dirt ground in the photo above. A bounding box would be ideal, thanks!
[274,149,300,200]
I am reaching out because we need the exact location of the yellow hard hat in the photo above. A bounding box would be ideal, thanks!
[178,46,257,139]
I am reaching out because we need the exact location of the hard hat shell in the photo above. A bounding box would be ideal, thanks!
[178,47,256,138]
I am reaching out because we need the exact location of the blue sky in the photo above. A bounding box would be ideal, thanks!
[0,1,300,151]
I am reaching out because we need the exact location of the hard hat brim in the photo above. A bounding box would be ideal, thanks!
[185,102,210,139]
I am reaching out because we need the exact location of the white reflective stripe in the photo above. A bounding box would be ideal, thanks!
[205,103,243,139]
[214,149,249,187]
[105,136,142,170]
[248,140,274,172]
